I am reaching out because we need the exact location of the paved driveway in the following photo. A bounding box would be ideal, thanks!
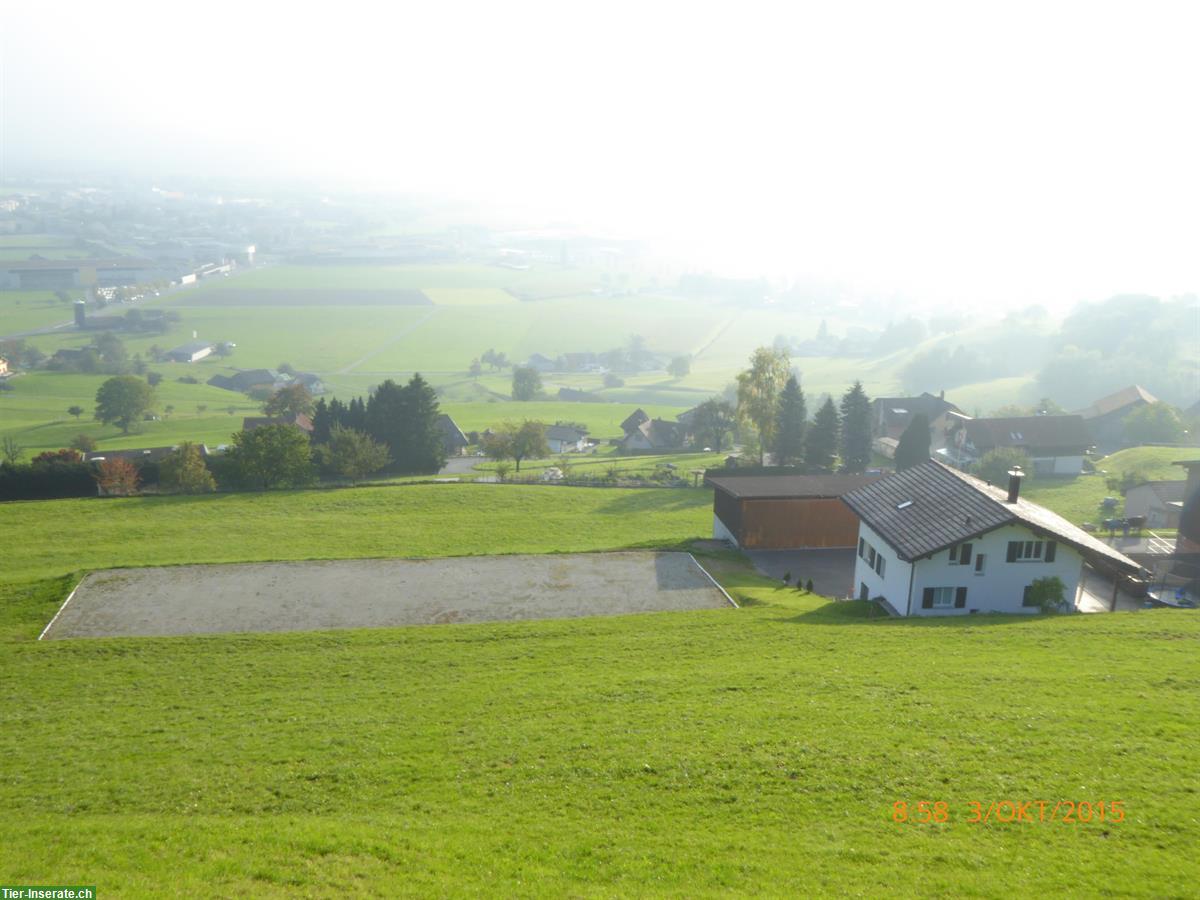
[746,549,857,598]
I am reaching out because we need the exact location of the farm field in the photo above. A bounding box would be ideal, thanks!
[3,260,1097,459]
[0,289,78,333]
[1,485,1197,895]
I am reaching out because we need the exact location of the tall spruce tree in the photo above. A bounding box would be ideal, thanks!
[894,413,931,471]
[839,381,873,473]
[311,397,332,444]
[365,380,406,466]
[805,396,840,471]
[328,397,349,431]
[345,397,365,432]
[394,373,446,474]
[773,375,807,466]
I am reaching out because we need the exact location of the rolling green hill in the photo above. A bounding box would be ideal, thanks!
[1,484,1196,896]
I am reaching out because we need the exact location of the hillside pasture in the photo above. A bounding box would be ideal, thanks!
[1021,446,1194,525]
[0,371,260,454]
[0,484,1196,895]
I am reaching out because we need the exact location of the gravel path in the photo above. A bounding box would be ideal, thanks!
[43,552,731,639]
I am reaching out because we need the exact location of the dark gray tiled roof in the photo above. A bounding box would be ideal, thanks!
[842,460,1139,572]
[707,473,879,500]
[962,415,1090,451]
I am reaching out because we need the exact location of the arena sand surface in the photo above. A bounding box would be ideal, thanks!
[42,552,732,639]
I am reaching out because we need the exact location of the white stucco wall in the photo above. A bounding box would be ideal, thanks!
[909,523,1084,616]
[713,513,738,546]
[1032,455,1084,476]
[852,521,913,612]
[854,521,1087,616]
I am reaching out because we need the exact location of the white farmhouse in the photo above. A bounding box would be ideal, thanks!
[841,460,1140,616]
[544,424,589,454]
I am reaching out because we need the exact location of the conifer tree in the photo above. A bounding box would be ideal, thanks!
[773,375,807,466]
[894,413,931,471]
[839,380,872,473]
[805,396,840,471]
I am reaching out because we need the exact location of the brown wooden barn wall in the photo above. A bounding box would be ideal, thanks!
[737,498,861,549]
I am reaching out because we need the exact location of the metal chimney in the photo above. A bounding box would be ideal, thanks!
[1007,466,1024,504]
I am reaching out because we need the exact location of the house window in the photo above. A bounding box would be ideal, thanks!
[1022,585,1038,607]
[949,542,973,565]
[974,553,986,575]
[922,586,967,610]
[874,553,886,577]
[1008,540,1055,562]
[926,588,955,609]
[868,546,876,568]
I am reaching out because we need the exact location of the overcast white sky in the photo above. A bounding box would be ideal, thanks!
[3,1,1199,307]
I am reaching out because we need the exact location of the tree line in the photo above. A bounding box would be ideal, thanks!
[310,373,446,476]
[688,346,877,473]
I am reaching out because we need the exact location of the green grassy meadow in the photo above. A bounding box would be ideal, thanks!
[1022,446,1192,526]
[0,289,79,333]
[1,484,1198,895]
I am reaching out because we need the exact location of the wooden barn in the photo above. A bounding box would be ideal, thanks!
[706,472,881,549]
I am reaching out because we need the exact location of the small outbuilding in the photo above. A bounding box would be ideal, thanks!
[164,341,215,363]
[705,471,881,549]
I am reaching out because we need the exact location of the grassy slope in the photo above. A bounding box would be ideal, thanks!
[0,486,1196,895]
[1022,446,1192,525]
[0,372,262,453]
[1,484,711,582]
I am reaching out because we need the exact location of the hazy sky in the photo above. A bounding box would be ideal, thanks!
[4,1,1199,307]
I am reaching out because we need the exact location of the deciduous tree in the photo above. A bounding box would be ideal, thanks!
[1,435,23,465]
[96,457,140,496]
[317,425,391,483]
[1124,402,1186,444]
[226,423,314,490]
[667,355,691,378]
[511,366,542,401]
[264,383,315,418]
[94,375,154,433]
[485,420,548,473]
[690,399,736,452]
[736,347,791,465]
[159,442,216,494]
[976,448,1033,486]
